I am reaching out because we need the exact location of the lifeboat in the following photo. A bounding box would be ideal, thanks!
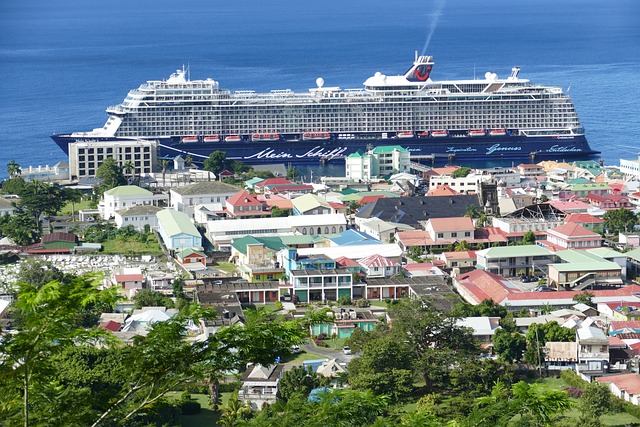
[489,128,507,136]
[302,132,331,141]
[417,131,429,138]
[225,135,241,143]
[469,129,486,137]
[203,135,220,143]
[431,130,448,138]
[181,136,199,143]
[397,131,414,139]
[251,133,280,142]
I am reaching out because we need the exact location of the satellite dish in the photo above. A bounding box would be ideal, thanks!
[316,77,324,88]
[484,72,491,80]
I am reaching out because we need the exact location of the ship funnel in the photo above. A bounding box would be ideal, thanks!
[509,66,521,79]
[405,55,435,82]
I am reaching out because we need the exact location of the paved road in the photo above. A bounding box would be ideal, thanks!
[300,342,355,363]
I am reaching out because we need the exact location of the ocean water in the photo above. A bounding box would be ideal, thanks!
[0,0,639,179]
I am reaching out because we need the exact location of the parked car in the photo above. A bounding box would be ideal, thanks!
[342,346,352,355]
[291,345,301,354]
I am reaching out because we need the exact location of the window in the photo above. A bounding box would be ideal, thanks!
[451,232,457,238]
[437,233,444,238]
[464,232,471,237]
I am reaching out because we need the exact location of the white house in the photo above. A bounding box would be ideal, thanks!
[357,253,400,278]
[114,205,162,231]
[99,185,167,220]
[170,181,241,218]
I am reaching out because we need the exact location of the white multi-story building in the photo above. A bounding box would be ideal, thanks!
[99,185,168,220]
[170,181,241,218]
[68,139,158,179]
[620,154,640,181]
[345,145,410,181]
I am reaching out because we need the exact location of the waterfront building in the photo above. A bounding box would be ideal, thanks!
[68,139,157,180]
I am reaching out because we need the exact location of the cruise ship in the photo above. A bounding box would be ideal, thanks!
[51,54,598,164]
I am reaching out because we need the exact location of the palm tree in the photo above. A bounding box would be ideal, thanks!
[184,154,193,168]
[218,391,252,427]
[122,160,135,184]
[160,159,170,187]
[7,160,21,179]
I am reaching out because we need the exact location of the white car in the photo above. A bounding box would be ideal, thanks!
[291,345,301,354]
[342,346,352,355]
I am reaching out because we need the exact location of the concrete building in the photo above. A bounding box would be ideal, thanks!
[99,185,167,220]
[345,145,410,181]
[170,181,241,218]
[68,139,158,180]
[114,205,162,231]
[475,245,556,278]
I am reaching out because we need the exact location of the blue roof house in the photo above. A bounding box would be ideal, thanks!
[156,209,202,250]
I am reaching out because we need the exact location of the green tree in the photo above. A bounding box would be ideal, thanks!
[219,391,252,427]
[270,206,291,217]
[7,160,21,179]
[132,288,174,309]
[0,275,119,427]
[95,158,126,195]
[1,176,26,195]
[573,291,595,307]
[0,207,41,245]
[539,194,549,203]
[471,380,572,427]
[492,328,526,363]
[347,336,414,401]
[602,208,637,235]
[227,159,250,174]
[184,154,193,168]
[453,299,508,318]
[63,187,84,222]
[172,277,185,299]
[203,150,227,175]
[387,298,479,392]
[286,166,298,181]
[454,240,470,252]
[122,160,135,183]
[524,321,574,367]
[18,180,67,233]
[452,167,472,178]
[522,231,536,245]
[277,365,328,402]
[579,382,612,424]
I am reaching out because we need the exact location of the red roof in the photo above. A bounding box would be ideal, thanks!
[358,253,398,268]
[428,217,474,232]
[359,195,387,204]
[218,169,235,176]
[334,256,360,267]
[427,184,459,196]
[442,250,477,260]
[565,213,603,224]
[596,373,640,396]
[226,190,263,207]
[255,178,293,187]
[268,184,313,192]
[99,320,122,332]
[611,320,640,330]
[42,232,77,243]
[329,202,348,210]
[455,269,519,305]
[548,222,601,238]
[114,274,144,282]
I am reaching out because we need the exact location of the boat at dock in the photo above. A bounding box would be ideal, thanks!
[51,53,598,164]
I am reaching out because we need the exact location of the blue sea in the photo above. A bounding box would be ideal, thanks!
[1,0,639,179]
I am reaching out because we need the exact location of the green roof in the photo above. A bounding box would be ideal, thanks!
[171,181,241,196]
[177,247,205,258]
[104,185,152,197]
[567,177,591,184]
[586,247,625,259]
[245,177,265,186]
[339,191,400,202]
[371,145,408,154]
[230,236,288,254]
[626,248,640,262]
[555,249,608,263]
[480,245,554,258]
[340,188,359,195]
[549,262,620,272]
[156,209,199,237]
[347,150,366,158]
[279,235,318,245]
[567,183,610,191]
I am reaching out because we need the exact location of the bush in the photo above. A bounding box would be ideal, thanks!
[219,380,242,393]
[179,400,202,415]
[274,301,283,310]
[561,369,587,388]
[338,295,352,306]
[317,333,328,341]
[562,386,583,398]
[355,299,371,308]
